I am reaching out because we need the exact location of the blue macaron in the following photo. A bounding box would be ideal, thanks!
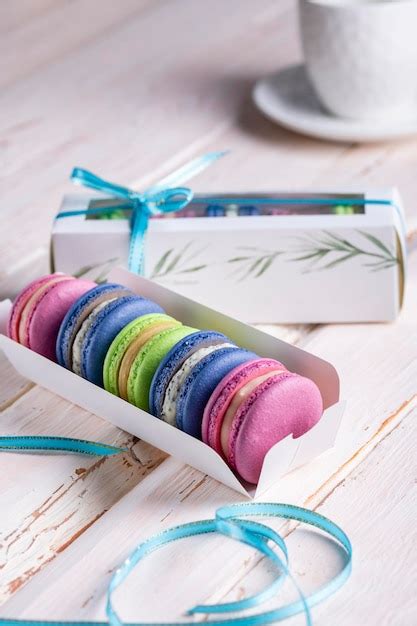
[176,347,257,439]
[79,295,164,387]
[149,330,232,417]
[56,283,132,369]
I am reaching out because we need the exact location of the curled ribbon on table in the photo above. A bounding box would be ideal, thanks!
[55,152,227,275]
[0,436,352,626]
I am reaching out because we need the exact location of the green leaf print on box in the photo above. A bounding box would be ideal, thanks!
[74,230,400,288]
[227,247,284,281]
[226,231,400,279]
[290,230,400,272]
[149,242,208,284]
[74,257,120,283]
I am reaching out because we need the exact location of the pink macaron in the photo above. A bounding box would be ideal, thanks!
[8,274,70,341]
[202,358,287,453]
[9,274,96,361]
[203,358,323,484]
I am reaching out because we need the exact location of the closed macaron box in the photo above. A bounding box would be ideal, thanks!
[52,187,406,324]
[0,267,345,497]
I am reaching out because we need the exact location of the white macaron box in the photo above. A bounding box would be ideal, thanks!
[0,267,344,498]
[52,188,406,324]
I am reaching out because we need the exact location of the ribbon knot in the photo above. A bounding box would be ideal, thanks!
[59,153,226,275]
[69,168,194,275]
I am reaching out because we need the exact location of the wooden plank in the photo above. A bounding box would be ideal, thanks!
[0,0,65,34]
[311,402,417,624]
[3,0,416,287]
[0,385,166,603]
[1,244,416,616]
[0,351,33,410]
[206,398,417,626]
[0,457,245,620]
[1,0,417,620]
[2,401,416,622]
[0,0,306,282]
[0,0,157,87]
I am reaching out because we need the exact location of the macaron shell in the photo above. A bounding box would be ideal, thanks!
[81,296,164,387]
[176,347,257,439]
[8,274,67,341]
[149,330,231,417]
[19,275,73,345]
[128,326,197,412]
[27,278,96,361]
[202,358,287,453]
[56,283,133,368]
[230,373,323,484]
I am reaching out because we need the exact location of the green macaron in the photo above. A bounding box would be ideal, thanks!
[103,313,180,396]
[127,325,197,412]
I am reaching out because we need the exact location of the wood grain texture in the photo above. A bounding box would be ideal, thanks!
[4,252,416,621]
[1,0,417,623]
[0,0,156,87]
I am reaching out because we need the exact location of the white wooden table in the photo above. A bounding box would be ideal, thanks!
[1,1,417,624]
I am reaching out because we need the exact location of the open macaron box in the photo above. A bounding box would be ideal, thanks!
[0,267,345,498]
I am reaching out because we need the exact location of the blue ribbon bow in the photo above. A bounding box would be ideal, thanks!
[56,152,227,275]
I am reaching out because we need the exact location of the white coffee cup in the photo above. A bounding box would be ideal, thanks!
[298,0,417,121]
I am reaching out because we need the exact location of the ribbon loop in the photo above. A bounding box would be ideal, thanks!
[71,169,193,275]
[140,187,193,216]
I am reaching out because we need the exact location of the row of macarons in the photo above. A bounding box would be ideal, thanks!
[7,274,324,484]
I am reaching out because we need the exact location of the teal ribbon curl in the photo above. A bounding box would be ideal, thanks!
[56,152,227,275]
[0,437,352,626]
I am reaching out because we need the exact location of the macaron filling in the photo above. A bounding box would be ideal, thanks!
[72,299,117,375]
[103,313,179,397]
[175,348,257,438]
[58,285,132,369]
[160,342,233,426]
[81,296,165,386]
[149,331,231,417]
[118,318,180,399]
[127,326,197,411]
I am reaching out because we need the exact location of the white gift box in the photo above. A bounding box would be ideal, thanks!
[0,267,344,498]
[51,188,407,324]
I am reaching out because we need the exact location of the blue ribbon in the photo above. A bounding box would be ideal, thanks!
[0,435,124,456]
[0,502,351,626]
[103,503,351,626]
[56,152,227,275]
[0,437,352,626]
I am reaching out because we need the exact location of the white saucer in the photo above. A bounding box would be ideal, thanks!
[253,64,417,143]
